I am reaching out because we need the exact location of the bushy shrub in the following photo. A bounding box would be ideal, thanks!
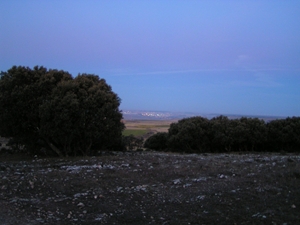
[145,116,300,153]
[144,132,168,151]
[266,117,300,152]
[123,135,144,150]
[167,117,211,153]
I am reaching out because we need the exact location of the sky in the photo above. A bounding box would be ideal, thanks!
[1,1,300,117]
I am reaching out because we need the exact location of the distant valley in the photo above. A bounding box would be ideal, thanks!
[122,110,285,122]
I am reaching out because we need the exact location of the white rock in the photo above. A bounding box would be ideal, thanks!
[173,179,181,185]
[77,202,85,207]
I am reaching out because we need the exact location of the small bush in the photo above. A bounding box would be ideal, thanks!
[144,132,168,151]
[123,135,144,150]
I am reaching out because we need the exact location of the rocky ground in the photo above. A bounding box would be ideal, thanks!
[0,151,300,225]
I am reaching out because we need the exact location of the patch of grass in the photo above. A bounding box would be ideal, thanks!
[122,129,148,136]
[136,125,170,129]
[135,125,153,128]
[124,120,175,133]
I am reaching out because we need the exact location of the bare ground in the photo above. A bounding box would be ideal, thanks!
[0,151,300,225]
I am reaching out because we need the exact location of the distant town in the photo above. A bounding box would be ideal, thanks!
[122,110,285,122]
[123,110,176,120]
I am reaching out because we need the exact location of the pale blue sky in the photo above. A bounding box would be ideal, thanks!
[1,1,300,116]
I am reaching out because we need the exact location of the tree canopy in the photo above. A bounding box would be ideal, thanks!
[0,66,124,156]
[144,116,300,153]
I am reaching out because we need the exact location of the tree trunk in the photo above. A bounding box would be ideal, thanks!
[45,138,64,157]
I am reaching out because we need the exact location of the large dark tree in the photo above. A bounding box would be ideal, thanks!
[0,66,72,154]
[0,66,124,156]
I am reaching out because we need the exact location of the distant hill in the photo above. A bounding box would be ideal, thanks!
[122,110,285,122]
[122,110,198,120]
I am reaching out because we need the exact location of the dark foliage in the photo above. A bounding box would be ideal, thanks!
[0,66,124,156]
[167,117,211,153]
[267,117,300,152]
[123,135,144,150]
[144,132,168,150]
[145,115,300,153]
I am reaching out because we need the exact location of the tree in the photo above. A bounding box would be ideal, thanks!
[210,115,233,152]
[0,66,73,154]
[0,66,124,156]
[167,117,211,153]
[144,132,168,150]
[267,117,300,152]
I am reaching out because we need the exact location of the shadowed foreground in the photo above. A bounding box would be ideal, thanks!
[0,151,299,224]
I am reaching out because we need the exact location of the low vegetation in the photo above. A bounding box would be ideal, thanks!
[122,129,148,137]
[144,116,300,153]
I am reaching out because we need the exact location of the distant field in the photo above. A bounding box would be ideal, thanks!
[122,129,148,136]
[123,120,177,136]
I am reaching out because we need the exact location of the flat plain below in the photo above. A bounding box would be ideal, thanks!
[123,120,177,136]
